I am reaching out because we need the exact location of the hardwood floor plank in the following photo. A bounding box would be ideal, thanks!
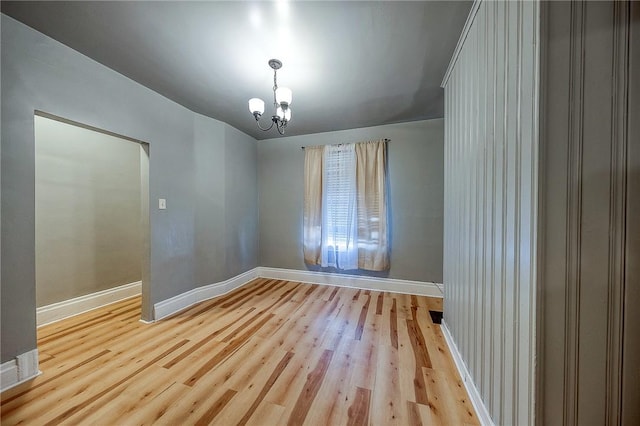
[354,294,371,340]
[304,348,357,425]
[1,281,478,426]
[425,367,477,424]
[193,388,237,426]
[347,341,378,392]
[390,297,399,349]
[376,292,384,315]
[397,311,421,405]
[352,289,362,301]
[236,351,294,426]
[327,287,339,302]
[407,320,430,405]
[346,386,371,426]
[245,401,286,426]
[115,381,192,426]
[320,298,354,352]
[371,342,406,425]
[423,367,462,425]
[407,400,425,426]
[286,349,334,426]
[407,318,432,369]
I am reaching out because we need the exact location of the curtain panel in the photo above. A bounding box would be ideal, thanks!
[302,146,323,265]
[355,140,389,271]
[303,139,389,271]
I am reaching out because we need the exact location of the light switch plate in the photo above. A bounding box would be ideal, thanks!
[159,198,166,210]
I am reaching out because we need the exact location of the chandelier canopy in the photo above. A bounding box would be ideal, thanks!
[248,59,292,135]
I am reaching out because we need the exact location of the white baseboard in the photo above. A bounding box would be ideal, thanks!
[257,267,443,297]
[153,268,259,321]
[152,266,442,321]
[441,320,494,426]
[1,349,41,392]
[37,281,142,327]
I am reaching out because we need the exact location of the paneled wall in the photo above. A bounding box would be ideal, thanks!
[538,2,639,424]
[442,1,539,425]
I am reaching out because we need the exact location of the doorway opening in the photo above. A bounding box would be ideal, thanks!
[34,111,150,327]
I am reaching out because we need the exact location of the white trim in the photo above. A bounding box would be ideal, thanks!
[441,0,483,88]
[257,267,443,297]
[37,281,142,327]
[441,320,494,426]
[153,267,443,321]
[1,349,41,392]
[153,268,259,321]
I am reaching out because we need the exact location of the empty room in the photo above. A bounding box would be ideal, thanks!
[1,1,638,425]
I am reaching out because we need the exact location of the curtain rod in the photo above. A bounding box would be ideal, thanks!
[301,138,390,149]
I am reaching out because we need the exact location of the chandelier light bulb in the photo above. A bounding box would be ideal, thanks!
[248,98,265,115]
[275,87,292,106]
[276,107,292,122]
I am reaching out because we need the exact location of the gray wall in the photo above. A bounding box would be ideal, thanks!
[442,1,539,425]
[258,119,444,284]
[225,125,259,278]
[1,15,258,363]
[538,2,640,424]
[35,115,141,307]
[192,118,258,287]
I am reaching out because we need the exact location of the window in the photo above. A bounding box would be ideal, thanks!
[321,145,358,269]
[303,140,389,271]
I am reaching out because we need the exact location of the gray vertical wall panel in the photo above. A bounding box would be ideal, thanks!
[481,1,495,409]
[193,115,226,286]
[442,1,539,424]
[622,4,640,423]
[538,1,639,424]
[224,124,259,278]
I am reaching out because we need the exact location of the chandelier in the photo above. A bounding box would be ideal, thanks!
[248,59,292,135]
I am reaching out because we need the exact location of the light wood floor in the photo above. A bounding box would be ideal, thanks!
[1,278,478,425]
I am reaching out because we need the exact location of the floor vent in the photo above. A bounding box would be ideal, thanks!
[429,310,443,324]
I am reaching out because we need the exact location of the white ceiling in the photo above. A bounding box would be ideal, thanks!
[2,1,471,140]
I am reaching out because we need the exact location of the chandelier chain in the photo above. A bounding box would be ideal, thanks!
[273,69,278,107]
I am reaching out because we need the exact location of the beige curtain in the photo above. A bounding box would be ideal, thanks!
[355,140,389,271]
[303,146,323,264]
